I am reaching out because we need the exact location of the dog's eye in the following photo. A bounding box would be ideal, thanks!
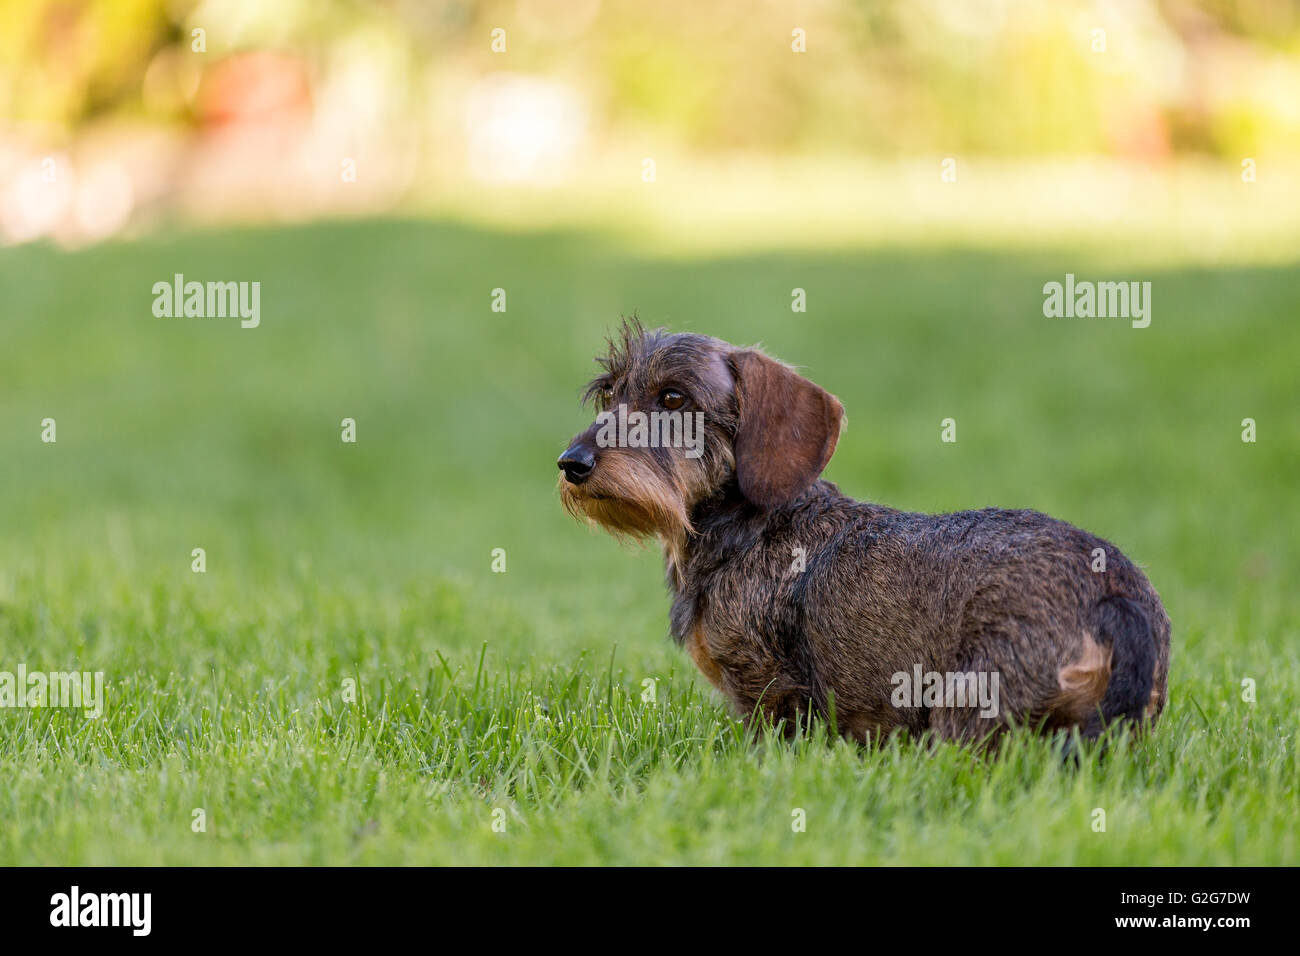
[601,386,614,406]
[660,389,686,410]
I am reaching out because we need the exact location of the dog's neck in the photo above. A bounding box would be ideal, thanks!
[660,481,739,591]
[661,478,853,644]
[662,479,815,593]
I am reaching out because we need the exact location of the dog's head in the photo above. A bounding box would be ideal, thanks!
[557,319,843,545]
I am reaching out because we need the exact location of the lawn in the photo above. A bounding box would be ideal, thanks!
[0,206,1296,864]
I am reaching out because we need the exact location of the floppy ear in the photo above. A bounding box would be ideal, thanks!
[728,349,844,510]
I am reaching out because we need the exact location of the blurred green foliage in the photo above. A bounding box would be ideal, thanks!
[4,0,1300,157]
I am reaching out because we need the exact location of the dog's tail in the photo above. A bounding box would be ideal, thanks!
[1094,595,1156,729]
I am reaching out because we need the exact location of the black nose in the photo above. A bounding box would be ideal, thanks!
[558,444,596,484]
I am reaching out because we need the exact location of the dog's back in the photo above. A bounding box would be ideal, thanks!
[673,483,1170,743]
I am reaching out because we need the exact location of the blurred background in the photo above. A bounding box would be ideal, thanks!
[3,0,1300,247]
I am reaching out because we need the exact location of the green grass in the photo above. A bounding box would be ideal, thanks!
[0,215,1297,864]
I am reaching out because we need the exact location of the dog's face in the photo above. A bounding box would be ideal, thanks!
[558,322,844,543]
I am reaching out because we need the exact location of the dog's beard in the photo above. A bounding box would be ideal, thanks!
[559,451,692,541]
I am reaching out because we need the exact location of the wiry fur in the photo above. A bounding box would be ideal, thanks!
[558,320,1172,746]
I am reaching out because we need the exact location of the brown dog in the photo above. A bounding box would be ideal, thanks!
[558,321,1171,745]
